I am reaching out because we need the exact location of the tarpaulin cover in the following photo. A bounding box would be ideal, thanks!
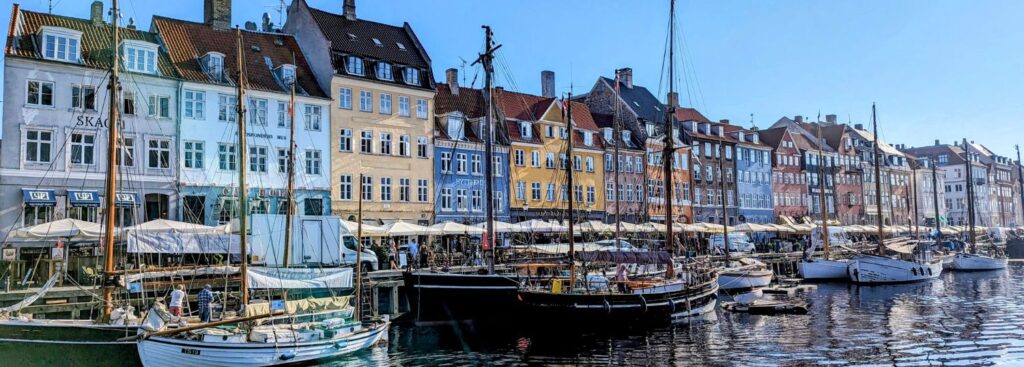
[578,250,672,265]
[246,267,352,289]
[125,232,240,254]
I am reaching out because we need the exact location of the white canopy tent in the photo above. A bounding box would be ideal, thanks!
[12,218,102,240]
[515,219,567,233]
[382,221,440,236]
[340,220,386,237]
[472,221,520,233]
[120,219,221,234]
[430,221,485,235]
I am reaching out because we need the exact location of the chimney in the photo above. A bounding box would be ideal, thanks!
[204,0,232,30]
[825,114,837,124]
[719,119,730,125]
[935,139,940,146]
[854,123,864,130]
[90,1,103,26]
[541,70,555,98]
[667,92,679,108]
[794,115,803,123]
[344,0,357,21]
[616,67,633,89]
[446,68,459,95]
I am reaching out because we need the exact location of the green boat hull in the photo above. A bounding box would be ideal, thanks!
[0,321,140,367]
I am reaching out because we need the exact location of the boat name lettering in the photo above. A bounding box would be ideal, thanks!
[180,348,201,355]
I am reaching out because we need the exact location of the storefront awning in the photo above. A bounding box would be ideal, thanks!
[68,190,101,207]
[22,189,55,207]
[115,192,140,207]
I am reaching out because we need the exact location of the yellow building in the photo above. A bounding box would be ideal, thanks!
[286,1,436,223]
[498,88,605,221]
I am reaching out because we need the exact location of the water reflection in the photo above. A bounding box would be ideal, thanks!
[331,264,1024,366]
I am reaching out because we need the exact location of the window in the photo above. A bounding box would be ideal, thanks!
[305,150,322,175]
[360,91,373,112]
[587,186,596,204]
[441,189,452,210]
[303,198,323,216]
[399,135,410,157]
[546,153,555,169]
[417,179,429,202]
[456,189,468,211]
[471,154,482,174]
[148,139,171,169]
[362,176,373,201]
[514,150,525,166]
[360,131,373,153]
[456,153,467,173]
[71,85,96,110]
[515,181,526,200]
[531,182,542,201]
[520,122,532,139]
[399,96,410,117]
[546,183,555,201]
[472,190,482,211]
[335,87,353,110]
[149,95,171,118]
[417,137,429,158]
[399,178,410,202]
[380,177,392,201]
[248,98,267,125]
[277,148,291,173]
[376,62,393,81]
[440,152,452,173]
[416,99,428,119]
[184,141,204,169]
[494,191,504,212]
[70,133,95,165]
[122,91,137,115]
[447,114,465,140]
[337,175,352,200]
[531,151,541,167]
[380,93,392,114]
[304,105,322,131]
[248,146,267,172]
[124,45,157,74]
[583,132,593,147]
[494,156,503,177]
[24,206,53,227]
[117,137,135,167]
[586,157,594,172]
[205,52,224,80]
[219,94,237,122]
[403,67,420,85]
[218,144,237,170]
[184,90,205,119]
[41,30,80,63]
[346,56,364,75]
[26,81,54,107]
[380,133,392,155]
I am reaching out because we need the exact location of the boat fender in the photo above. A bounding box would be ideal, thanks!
[280,352,296,361]
[668,299,676,313]
[335,340,349,349]
[639,295,648,314]
[852,269,859,282]
[603,299,612,315]
[927,268,933,275]
[919,267,925,277]
[912,268,918,276]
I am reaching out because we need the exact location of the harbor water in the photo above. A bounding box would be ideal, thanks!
[331,263,1024,366]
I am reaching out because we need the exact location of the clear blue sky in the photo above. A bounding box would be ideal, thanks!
[5,0,1024,158]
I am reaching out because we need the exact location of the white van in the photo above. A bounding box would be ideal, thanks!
[249,214,378,270]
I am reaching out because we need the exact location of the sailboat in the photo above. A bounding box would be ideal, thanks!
[716,134,772,291]
[517,0,719,326]
[798,121,852,280]
[847,104,943,284]
[135,27,387,367]
[948,138,1007,271]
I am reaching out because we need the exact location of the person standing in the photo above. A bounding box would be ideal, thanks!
[197,284,214,322]
[407,238,419,270]
[614,264,629,293]
[168,284,186,317]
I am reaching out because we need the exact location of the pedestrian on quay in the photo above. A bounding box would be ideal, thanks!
[408,238,419,270]
[197,284,214,322]
[168,284,185,317]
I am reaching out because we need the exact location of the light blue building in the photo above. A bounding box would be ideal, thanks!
[432,76,511,224]
[733,130,775,224]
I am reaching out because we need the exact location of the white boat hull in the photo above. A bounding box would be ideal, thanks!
[798,259,850,280]
[718,269,773,291]
[137,321,388,367]
[847,255,943,284]
[949,253,1008,271]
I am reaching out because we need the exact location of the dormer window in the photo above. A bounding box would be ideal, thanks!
[203,52,224,81]
[345,56,364,75]
[603,128,613,142]
[396,42,407,51]
[122,40,158,74]
[372,38,383,47]
[623,130,632,142]
[447,113,465,141]
[583,132,594,147]
[376,62,393,81]
[40,27,82,63]
[519,121,532,139]
[403,67,420,85]
[277,64,296,85]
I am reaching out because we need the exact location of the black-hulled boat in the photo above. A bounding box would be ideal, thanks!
[403,270,521,324]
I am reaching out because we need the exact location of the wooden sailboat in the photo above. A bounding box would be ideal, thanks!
[948,138,1007,271]
[847,104,943,284]
[798,120,852,280]
[135,28,387,367]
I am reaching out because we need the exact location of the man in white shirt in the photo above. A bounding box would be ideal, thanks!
[169,284,186,317]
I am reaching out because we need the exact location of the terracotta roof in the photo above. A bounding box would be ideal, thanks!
[756,127,787,149]
[435,84,485,118]
[152,16,325,98]
[492,89,598,131]
[6,6,176,77]
[674,107,712,123]
[505,120,542,145]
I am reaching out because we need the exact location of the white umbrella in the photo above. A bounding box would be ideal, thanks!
[12,218,102,240]
[340,220,386,237]
[473,221,519,233]
[515,219,567,233]
[732,223,774,233]
[121,218,220,234]
[382,221,440,236]
[430,221,485,235]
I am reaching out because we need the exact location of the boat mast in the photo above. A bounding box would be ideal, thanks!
[910,163,920,239]
[718,136,730,261]
[1017,145,1024,232]
[663,0,676,255]
[354,173,365,321]
[931,159,942,244]
[566,93,577,290]
[871,103,884,256]
[473,26,499,274]
[282,52,297,268]
[101,0,121,321]
[613,71,622,246]
[236,27,250,305]
[815,121,831,260]
[963,138,976,252]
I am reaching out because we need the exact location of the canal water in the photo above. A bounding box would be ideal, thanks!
[331,263,1024,366]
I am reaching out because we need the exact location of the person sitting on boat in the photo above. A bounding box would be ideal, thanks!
[197,284,214,322]
[615,264,629,293]
[168,284,186,317]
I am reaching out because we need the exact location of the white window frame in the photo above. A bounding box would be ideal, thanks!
[183,141,204,169]
[183,90,205,119]
[339,129,353,152]
[26,80,54,107]
[339,88,353,110]
[41,27,82,63]
[69,132,95,165]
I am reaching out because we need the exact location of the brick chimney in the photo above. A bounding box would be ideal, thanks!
[541,70,555,98]
[204,0,232,30]
[825,114,837,124]
[794,115,803,123]
[719,119,730,125]
[446,68,459,96]
[90,1,103,26]
[344,0,357,21]
[854,123,864,130]
[935,139,940,146]
[667,92,679,108]
[616,67,633,89]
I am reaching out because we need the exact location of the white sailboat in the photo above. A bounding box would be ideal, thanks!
[799,123,853,280]
[946,138,1008,271]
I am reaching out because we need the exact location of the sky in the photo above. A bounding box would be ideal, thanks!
[4,0,1024,158]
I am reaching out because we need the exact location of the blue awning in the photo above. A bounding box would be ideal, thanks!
[22,189,55,207]
[68,190,101,207]
[116,193,141,207]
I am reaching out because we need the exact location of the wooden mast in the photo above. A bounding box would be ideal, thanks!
[871,103,885,256]
[963,138,976,252]
[613,71,622,247]
[282,53,297,268]
[931,159,943,244]
[718,135,730,261]
[815,120,831,260]
[910,162,920,239]
[566,93,577,290]
[663,0,677,255]
[354,173,364,321]
[235,27,249,305]
[101,0,121,321]
[472,26,499,274]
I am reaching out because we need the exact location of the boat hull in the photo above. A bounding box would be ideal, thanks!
[847,255,943,284]
[798,259,850,280]
[718,270,773,291]
[949,253,1008,271]
[403,271,521,324]
[137,321,388,367]
[0,320,140,367]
